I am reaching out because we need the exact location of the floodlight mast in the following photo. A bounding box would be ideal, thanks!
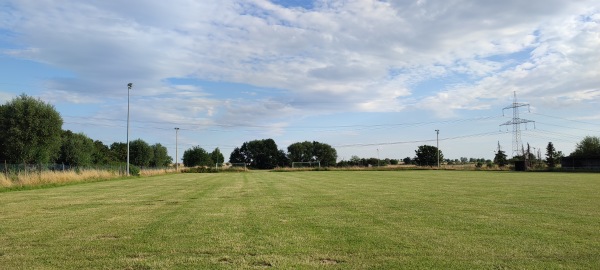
[127,83,132,176]
[435,129,440,168]
[175,127,179,172]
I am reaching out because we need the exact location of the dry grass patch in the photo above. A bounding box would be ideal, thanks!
[0,174,12,187]
[1,169,121,188]
[140,168,177,177]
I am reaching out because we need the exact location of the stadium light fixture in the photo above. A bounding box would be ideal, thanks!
[127,83,133,176]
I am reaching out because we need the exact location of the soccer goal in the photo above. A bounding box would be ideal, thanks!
[291,161,321,168]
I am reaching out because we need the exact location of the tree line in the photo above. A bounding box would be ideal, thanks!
[183,139,339,169]
[0,94,170,168]
[3,94,598,170]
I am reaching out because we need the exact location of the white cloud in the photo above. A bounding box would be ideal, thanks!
[1,0,599,126]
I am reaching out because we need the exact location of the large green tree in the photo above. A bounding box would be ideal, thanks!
[287,141,313,162]
[287,141,337,167]
[183,146,212,167]
[414,145,443,166]
[230,139,280,169]
[110,142,127,162]
[92,140,112,165]
[0,94,63,164]
[210,147,225,166]
[129,139,153,167]
[150,143,171,167]
[57,130,95,166]
[571,136,600,157]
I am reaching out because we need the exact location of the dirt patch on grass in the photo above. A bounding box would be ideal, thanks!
[95,234,121,240]
[320,258,343,265]
[218,257,232,264]
[252,260,272,267]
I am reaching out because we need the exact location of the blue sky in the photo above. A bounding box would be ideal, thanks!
[1,0,599,163]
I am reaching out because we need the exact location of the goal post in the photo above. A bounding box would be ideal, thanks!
[291,161,321,168]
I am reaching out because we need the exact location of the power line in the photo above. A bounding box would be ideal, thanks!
[62,114,504,132]
[335,130,507,148]
[531,112,600,126]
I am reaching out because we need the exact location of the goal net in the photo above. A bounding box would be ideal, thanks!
[292,161,321,168]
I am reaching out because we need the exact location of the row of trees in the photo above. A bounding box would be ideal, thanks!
[0,94,171,167]
[227,139,338,169]
[182,146,224,168]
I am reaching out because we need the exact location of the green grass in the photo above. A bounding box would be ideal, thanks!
[0,171,598,269]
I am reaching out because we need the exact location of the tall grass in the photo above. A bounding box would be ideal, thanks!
[0,169,123,188]
[0,174,11,187]
[140,167,177,176]
[0,166,180,189]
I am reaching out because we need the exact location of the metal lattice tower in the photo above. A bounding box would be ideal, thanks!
[500,92,535,157]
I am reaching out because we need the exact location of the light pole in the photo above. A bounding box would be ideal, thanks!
[435,129,440,168]
[175,127,179,172]
[127,83,132,176]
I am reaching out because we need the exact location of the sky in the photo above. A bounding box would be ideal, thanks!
[1,0,599,163]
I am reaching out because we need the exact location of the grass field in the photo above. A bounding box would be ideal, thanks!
[0,171,598,269]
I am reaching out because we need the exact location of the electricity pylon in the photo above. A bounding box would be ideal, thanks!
[500,91,535,157]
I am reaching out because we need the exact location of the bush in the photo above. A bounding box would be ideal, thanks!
[129,164,140,176]
[183,167,218,173]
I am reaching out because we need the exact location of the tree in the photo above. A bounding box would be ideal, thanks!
[229,147,245,164]
[210,147,225,166]
[545,142,558,168]
[403,157,412,165]
[414,145,443,166]
[350,155,362,166]
[287,141,313,162]
[230,139,280,169]
[494,142,508,167]
[110,142,127,162]
[277,149,290,167]
[0,94,63,163]
[150,143,171,167]
[92,140,112,165]
[183,146,212,167]
[129,139,153,167]
[57,130,95,166]
[312,141,337,167]
[571,136,600,157]
[287,141,337,167]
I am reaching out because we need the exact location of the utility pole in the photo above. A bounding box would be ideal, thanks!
[174,127,179,172]
[126,83,132,176]
[500,91,535,158]
[435,129,440,168]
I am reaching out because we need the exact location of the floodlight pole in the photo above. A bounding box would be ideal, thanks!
[175,127,179,172]
[127,83,133,176]
[435,129,440,168]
